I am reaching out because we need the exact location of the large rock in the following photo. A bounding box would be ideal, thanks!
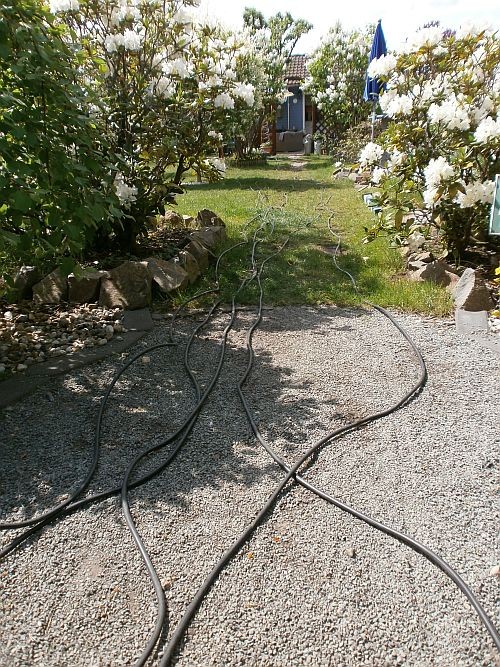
[453,268,494,312]
[32,269,68,304]
[145,257,189,293]
[177,250,200,284]
[196,209,225,227]
[10,266,41,300]
[68,269,109,304]
[99,261,151,310]
[162,210,185,228]
[190,226,227,248]
[409,260,459,288]
[183,239,210,271]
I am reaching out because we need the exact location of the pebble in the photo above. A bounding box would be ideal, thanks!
[0,304,124,374]
[0,307,497,667]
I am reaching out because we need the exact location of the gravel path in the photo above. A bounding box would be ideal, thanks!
[0,305,498,667]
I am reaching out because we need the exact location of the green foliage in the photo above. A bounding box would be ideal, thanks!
[0,0,120,270]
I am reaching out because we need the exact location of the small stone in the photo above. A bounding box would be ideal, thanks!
[141,356,151,364]
[97,338,107,346]
[346,547,356,558]
[16,314,29,323]
[4,311,13,321]
[489,565,500,577]
[113,323,124,333]
[0,364,6,373]
[16,363,28,371]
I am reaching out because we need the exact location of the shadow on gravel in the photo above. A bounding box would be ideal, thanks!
[0,306,366,534]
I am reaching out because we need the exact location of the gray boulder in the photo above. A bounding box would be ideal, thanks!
[190,226,227,248]
[145,257,189,293]
[162,210,185,228]
[177,250,200,284]
[410,260,459,288]
[33,269,68,304]
[10,266,41,300]
[99,261,151,310]
[68,269,109,304]
[453,268,494,312]
[196,209,225,227]
[183,239,210,271]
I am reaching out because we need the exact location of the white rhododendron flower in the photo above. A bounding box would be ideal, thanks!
[384,94,413,117]
[114,173,138,206]
[232,82,255,106]
[155,77,176,99]
[474,116,500,143]
[408,26,442,50]
[367,53,397,79]
[110,2,141,27]
[214,92,234,109]
[49,0,79,12]
[173,8,192,25]
[388,149,405,169]
[208,130,223,141]
[428,96,470,131]
[163,58,190,78]
[105,29,143,52]
[371,167,386,184]
[359,142,384,167]
[424,156,455,189]
[455,180,495,207]
[208,157,226,173]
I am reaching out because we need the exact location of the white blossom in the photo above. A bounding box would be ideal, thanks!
[407,27,443,51]
[232,82,255,106]
[455,180,495,207]
[49,0,79,12]
[110,2,141,27]
[208,130,223,141]
[423,156,455,190]
[428,96,470,131]
[371,167,386,184]
[367,53,398,79]
[105,29,143,52]
[359,142,384,167]
[384,94,413,117]
[114,173,137,206]
[208,157,226,173]
[214,92,234,109]
[163,57,190,78]
[474,116,500,143]
[155,77,176,99]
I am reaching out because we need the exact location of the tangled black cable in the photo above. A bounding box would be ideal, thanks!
[2,194,498,665]
[157,211,500,664]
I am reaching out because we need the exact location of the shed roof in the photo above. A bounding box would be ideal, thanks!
[285,54,307,85]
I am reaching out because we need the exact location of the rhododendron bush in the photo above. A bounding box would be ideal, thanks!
[48,0,257,248]
[305,24,372,148]
[360,25,500,259]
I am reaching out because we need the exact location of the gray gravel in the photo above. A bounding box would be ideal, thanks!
[0,305,499,667]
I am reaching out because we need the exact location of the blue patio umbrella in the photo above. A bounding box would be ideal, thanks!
[363,20,387,139]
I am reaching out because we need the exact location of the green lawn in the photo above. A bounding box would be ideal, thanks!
[174,155,452,316]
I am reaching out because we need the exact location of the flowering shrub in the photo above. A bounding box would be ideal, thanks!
[237,10,312,159]
[49,0,257,249]
[359,24,500,258]
[305,24,372,148]
[0,0,120,271]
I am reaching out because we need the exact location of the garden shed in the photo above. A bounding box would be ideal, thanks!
[274,55,317,153]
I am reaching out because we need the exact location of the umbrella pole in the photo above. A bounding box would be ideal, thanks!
[371,99,376,141]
